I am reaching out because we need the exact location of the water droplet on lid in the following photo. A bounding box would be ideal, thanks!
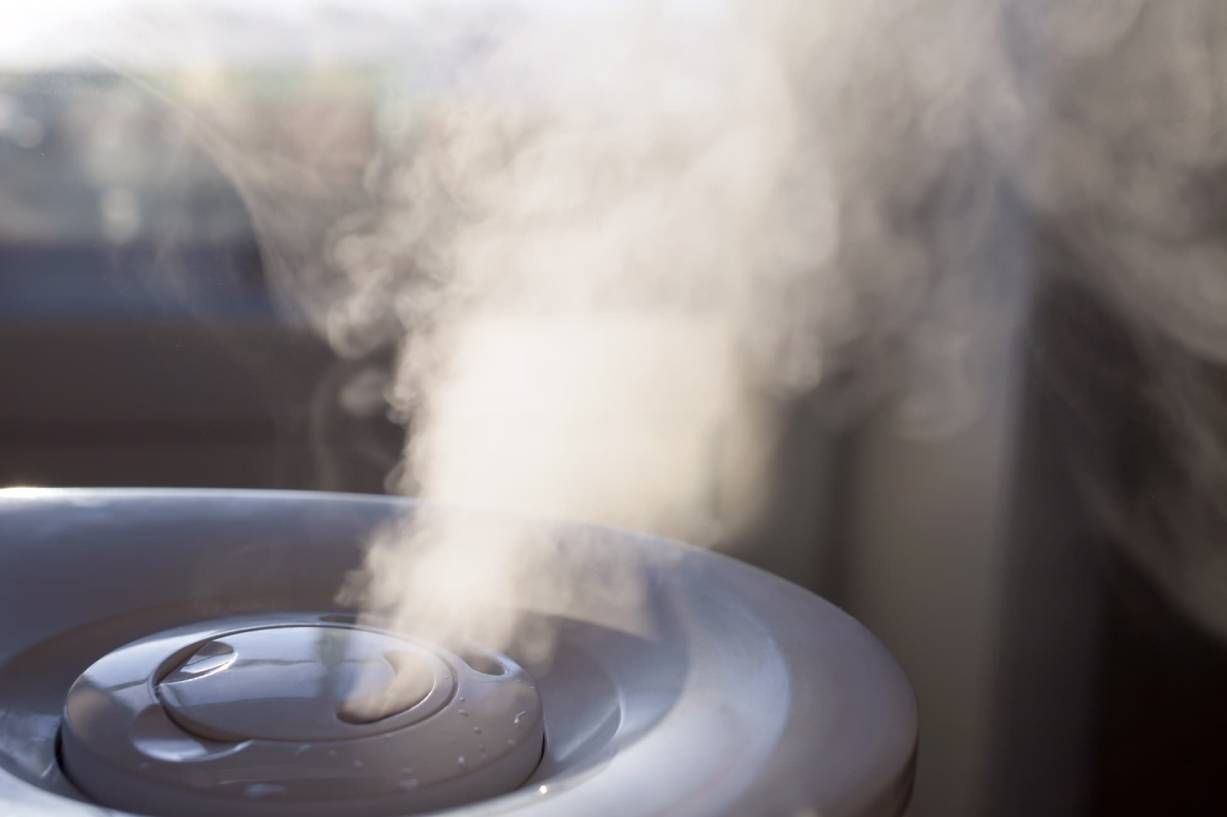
[294,744,311,756]
[513,710,527,727]
[398,778,419,791]
[458,709,469,716]
[457,696,466,703]
[99,187,142,244]
[507,738,517,747]
[245,783,287,799]
[473,726,482,734]
[538,785,549,795]
[457,755,467,768]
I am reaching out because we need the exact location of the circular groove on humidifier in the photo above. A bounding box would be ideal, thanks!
[58,616,546,817]
[0,490,918,817]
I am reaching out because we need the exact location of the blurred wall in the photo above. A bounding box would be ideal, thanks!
[833,190,1035,817]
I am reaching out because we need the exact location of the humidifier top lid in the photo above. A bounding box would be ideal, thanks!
[59,618,546,817]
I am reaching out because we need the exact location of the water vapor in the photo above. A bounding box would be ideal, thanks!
[27,0,1227,646]
[294,0,1001,654]
[65,0,999,654]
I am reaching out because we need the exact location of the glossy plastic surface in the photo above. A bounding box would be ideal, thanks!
[0,489,917,817]
[59,618,543,817]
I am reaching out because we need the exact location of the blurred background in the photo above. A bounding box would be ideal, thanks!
[4,3,1227,816]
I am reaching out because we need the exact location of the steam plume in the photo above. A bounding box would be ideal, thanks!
[9,0,994,654]
[56,0,996,653]
[295,0,999,654]
[28,0,1227,644]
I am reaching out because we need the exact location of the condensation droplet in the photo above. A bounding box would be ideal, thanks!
[473,726,482,734]
[457,755,467,768]
[245,783,287,799]
[399,778,419,791]
[99,188,141,244]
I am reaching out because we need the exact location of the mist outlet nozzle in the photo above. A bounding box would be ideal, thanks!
[59,617,545,817]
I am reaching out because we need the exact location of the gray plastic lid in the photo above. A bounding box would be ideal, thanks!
[59,619,546,817]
